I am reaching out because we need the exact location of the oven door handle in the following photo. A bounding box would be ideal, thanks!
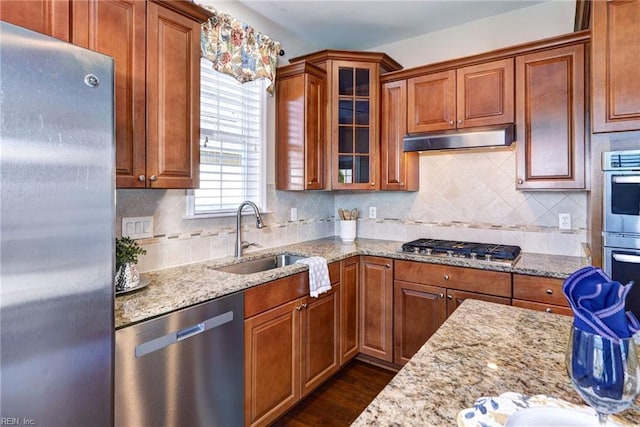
[612,176,640,184]
[612,253,640,264]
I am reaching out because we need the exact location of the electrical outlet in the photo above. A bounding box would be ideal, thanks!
[122,216,153,239]
[290,207,298,222]
[369,206,377,219]
[559,213,571,230]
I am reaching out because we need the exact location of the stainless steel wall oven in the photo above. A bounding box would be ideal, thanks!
[603,150,640,317]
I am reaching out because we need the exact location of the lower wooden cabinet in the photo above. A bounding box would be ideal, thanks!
[245,298,299,427]
[393,281,446,365]
[513,274,571,316]
[244,266,340,427]
[393,260,512,365]
[300,286,340,396]
[360,256,394,362]
[340,257,360,365]
[446,289,510,316]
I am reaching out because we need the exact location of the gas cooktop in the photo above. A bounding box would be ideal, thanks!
[400,238,521,265]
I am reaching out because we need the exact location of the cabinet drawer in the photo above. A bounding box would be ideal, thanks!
[244,273,307,319]
[394,260,511,297]
[513,275,567,307]
[513,299,572,316]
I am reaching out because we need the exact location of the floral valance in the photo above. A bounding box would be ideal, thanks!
[200,6,281,95]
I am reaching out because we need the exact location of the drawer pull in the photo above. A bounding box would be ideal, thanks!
[439,293,444,299]
[444,274,449,281]
[546,289,553,295]
[447,294,453,300]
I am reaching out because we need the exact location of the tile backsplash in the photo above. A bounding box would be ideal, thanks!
[118,147,588,272]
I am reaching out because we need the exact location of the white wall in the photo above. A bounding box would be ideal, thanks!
[372,0,576,68]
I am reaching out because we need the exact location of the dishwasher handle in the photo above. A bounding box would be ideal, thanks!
[135,310,234,358]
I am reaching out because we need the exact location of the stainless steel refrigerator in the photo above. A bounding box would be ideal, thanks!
[0,22,114,425]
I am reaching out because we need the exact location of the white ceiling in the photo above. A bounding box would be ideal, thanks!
[236,0,548,51]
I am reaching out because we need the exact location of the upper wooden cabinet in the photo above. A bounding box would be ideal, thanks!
[380,80,418,191]
[515,43,586,190]
[288,50,402,191]
[275,62,326,190]
[0,0,70,41]
[592,0,640,133]
[72,0,210,188]
[72,0,146,188]
[407,58,514,133]
[146,1,204,188]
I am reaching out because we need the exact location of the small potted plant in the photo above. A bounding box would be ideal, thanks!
[115,236,147,292]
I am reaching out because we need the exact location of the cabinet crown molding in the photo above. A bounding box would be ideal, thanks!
[289,49,403,73]
[381,29,590,83]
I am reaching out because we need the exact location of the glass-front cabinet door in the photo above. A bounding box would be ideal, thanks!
[332,61,379,189]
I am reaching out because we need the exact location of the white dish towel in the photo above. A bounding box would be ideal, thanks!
[296,256,331,297]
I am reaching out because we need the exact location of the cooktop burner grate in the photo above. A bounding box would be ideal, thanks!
[401,238,521,262]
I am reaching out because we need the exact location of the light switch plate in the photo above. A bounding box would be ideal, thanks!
[122,216,153,239]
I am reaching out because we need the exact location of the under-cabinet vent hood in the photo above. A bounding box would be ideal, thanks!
[403,124,515,152]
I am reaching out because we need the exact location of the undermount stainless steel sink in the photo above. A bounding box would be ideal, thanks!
[212,253,308,275]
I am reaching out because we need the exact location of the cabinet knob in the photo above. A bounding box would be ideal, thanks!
[296,305,303,311]
[149,175,158,182]
[457,119,463,125]
[138,175,146,182]
[546,308,552,313]
[545,289,553,295]
[439,293,444,299]
[370,182,375,186]
[444,274,449,280]
[302,303,308,309]
[447,294,453,300]
[385,264,391,269]
[400,182,404,187]
[517,179,524,185]
[449,120,454,126]
[308,181,312,185]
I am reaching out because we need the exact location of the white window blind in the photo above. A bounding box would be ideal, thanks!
[190,57,266,216]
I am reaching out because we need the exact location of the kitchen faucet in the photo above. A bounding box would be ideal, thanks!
[235,201,264,258]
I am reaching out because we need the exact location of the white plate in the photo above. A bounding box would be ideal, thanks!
[505,407,620,427]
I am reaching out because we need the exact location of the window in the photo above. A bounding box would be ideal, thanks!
[187,57,267,217]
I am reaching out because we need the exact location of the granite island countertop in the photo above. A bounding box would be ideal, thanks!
[351,299,640,426]
[115,237,589,329]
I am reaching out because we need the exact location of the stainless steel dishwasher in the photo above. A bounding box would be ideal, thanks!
[115,291,244,426]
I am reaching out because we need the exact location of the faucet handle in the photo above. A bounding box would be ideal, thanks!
[241,241,259,250]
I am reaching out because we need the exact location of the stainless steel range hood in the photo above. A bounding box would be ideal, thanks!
[403,123,515,152]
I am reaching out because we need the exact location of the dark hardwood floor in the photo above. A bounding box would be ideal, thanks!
[271,360,396,427]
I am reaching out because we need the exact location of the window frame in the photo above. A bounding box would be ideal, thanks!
[185,64,269,219]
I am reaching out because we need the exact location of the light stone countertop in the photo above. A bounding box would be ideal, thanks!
[115,237,589,329]
[351,299,640,426]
